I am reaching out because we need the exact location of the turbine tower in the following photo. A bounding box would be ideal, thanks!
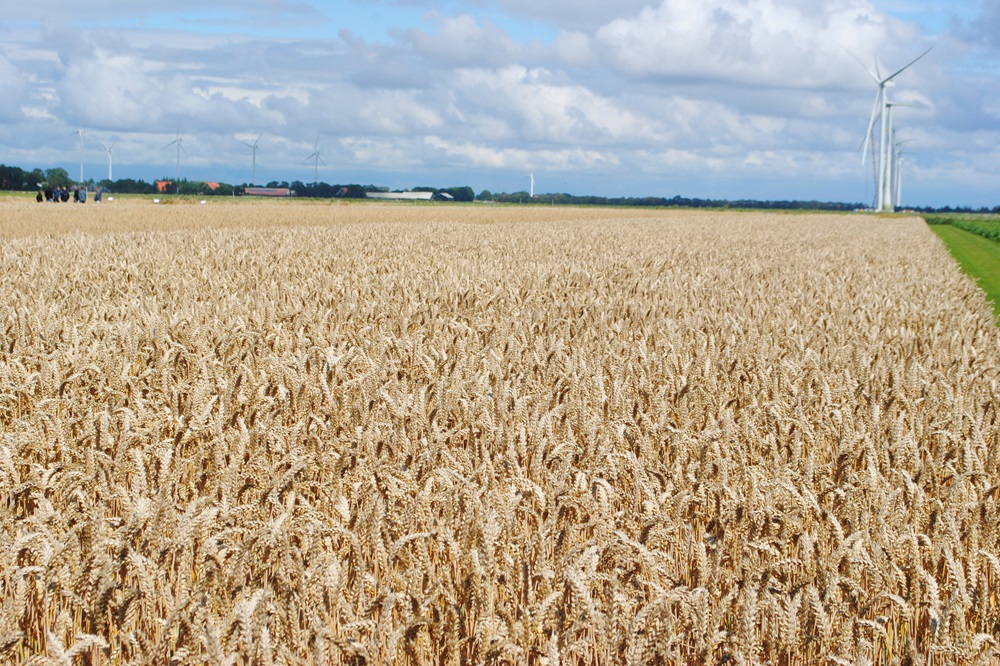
[893,138,912,211]
[164,129,188,182]
[881,101,896,212]
[882,101,918,211]
[242,133,263,185]
[529,172,535,198]
[858,47,931,212]
[304,134,325,185]
[72,128,86,183]
[100,143,114,182]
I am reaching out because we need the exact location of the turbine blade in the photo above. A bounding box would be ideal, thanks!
[882,47,932,84]
[861,89,882,166]
[845,47,880,83]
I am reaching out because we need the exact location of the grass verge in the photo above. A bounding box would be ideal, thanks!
[929,222,1000,322]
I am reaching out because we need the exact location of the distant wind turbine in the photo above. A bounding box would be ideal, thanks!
[893,138,912,211]
[100,142,114,182]
[882,101,919,211]
[242,133,263,185]
[856,47,931,211]
[163,128,188,182]
[72,128,86,183]
[304,134,325,185]
[529,172,535,198]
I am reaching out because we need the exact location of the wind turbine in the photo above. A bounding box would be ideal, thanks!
[100,142,115,182]
[529,172,535,198]
[893,138,912,211]
[242,133,263,185]
[304,134,325,185]
[857,47,931,212]
[882,101,897,211]
[881,101,916,212]
[869,97,920,212]
[164,128,188,182]
[72,128,86,183]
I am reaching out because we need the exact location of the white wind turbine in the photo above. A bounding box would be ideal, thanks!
[879,99,922,211]
[72,128,86,183]
[242,133,263,185]
[858,47,931,212]
[893,138,912,211]
[304,134,325,185]
[164,128,188,182]
[529,172,535,198]
[882,101,917,211]
[100,142,114,182]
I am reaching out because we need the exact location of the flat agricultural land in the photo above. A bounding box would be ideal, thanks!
[1,202,999,664]
[929,223,1000,322]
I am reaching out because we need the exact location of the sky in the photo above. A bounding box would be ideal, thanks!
[1,0,997,207]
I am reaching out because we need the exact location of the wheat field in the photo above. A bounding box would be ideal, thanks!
[1,201,998,664]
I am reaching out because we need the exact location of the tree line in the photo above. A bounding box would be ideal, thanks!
[0,164,475,201]
[2,163,996,212]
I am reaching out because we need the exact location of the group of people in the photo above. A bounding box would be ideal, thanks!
[36,185,104,203]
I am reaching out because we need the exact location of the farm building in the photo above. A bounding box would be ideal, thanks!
[245,187,295,197]
[366,191,454,201]
[366,192,433,201]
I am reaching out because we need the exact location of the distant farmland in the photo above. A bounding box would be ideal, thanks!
[1,203,998,664]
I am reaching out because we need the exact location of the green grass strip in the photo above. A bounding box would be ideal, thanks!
[930,223,1000,323]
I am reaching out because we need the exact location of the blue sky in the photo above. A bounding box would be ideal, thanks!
[1,0,997,207]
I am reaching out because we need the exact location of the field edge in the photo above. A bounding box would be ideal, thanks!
[927,221,1000,323]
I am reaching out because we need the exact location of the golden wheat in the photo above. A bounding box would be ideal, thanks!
[0,200,998,664]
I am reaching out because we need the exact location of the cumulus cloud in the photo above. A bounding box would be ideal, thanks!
[591,0,921,90]
[0,53,28,121]
[60,47,156,129]
[401,14,520,66]
[449,66,658,145]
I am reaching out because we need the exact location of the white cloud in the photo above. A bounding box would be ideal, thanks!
[424,135,618,171]
[551,31,593,66]
[401,14,519,65]
[449,66,659,145]
[0,53,28,121]
[592,0,921,89]
[60,48,156,128]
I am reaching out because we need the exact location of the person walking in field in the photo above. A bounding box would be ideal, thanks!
[94,186,102,203]
[79,187,87,203]
[36,190,43,202]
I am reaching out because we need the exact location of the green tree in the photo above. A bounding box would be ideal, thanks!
[442,186,475,202]
[0,164,27,190]
[28,169,46,189]
[45,167,73,188]
[177,180,209,195]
